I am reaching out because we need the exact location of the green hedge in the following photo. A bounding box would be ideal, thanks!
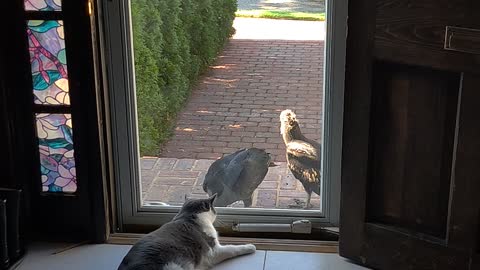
[131,0,237,156]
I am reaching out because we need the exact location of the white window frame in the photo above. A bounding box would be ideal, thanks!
[98,0,348,232]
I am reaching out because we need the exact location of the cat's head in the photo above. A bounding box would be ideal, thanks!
[176,194,217,223]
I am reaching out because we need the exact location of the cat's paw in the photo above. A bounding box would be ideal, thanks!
[243,244,256,254]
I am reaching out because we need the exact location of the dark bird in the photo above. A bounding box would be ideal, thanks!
[280,109,321,209]
[203,148,276,207]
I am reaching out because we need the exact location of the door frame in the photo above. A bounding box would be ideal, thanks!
[0,0,107,242]
[96,0,348,232]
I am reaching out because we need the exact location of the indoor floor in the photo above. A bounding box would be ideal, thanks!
[12,242,370,270]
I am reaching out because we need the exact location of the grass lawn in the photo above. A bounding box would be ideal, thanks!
[235,10,325,21]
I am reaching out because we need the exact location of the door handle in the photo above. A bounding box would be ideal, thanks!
[444,26,480,54]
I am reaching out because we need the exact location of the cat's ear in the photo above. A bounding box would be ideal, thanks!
[209,193,217,204]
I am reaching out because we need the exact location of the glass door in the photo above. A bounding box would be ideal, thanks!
[98,0,347,234]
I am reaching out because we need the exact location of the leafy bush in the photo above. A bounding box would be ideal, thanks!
[131,0,237,156]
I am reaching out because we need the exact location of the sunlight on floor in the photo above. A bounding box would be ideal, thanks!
[233,18,325,40]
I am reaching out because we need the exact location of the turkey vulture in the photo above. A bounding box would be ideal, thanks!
[202,148,275,207]
[280,109,321,209]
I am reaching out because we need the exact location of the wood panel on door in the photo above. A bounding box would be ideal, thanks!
[368,62,460,239]
[339,0,480,269]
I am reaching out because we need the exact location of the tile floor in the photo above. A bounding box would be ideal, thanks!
[12,242,370,270]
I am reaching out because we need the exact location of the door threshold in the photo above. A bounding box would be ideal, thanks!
[107,233,338,253]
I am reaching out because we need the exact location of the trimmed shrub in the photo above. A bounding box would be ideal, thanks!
[131,0,237,156]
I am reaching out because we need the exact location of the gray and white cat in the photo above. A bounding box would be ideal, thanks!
[118,194,256,270]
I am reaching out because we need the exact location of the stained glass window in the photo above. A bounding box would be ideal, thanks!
[25,0,62,11]
[36,113,77,193]
[26,0,77,194]
[27,20,70,105]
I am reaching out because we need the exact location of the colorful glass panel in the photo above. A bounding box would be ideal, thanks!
[36,113,77,193]
[27,20,70,105]
[25,0,62,11]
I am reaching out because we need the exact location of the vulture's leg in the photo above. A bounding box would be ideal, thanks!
[304,191,313,209]
[243,196,253,208]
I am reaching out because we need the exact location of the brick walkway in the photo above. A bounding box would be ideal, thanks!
[141,158,320,209]
[141,18,324,209]
[159,20,324,162]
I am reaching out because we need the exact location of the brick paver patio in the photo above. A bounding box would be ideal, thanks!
[141,158,320,209]
[141,18,324,208]
[160,20,324,162]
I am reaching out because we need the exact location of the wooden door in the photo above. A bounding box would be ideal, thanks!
[0,0,106,242]
[339,0,480,269]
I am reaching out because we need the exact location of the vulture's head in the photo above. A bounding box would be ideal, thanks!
[280,109,302,143]
[280,108,296,122]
